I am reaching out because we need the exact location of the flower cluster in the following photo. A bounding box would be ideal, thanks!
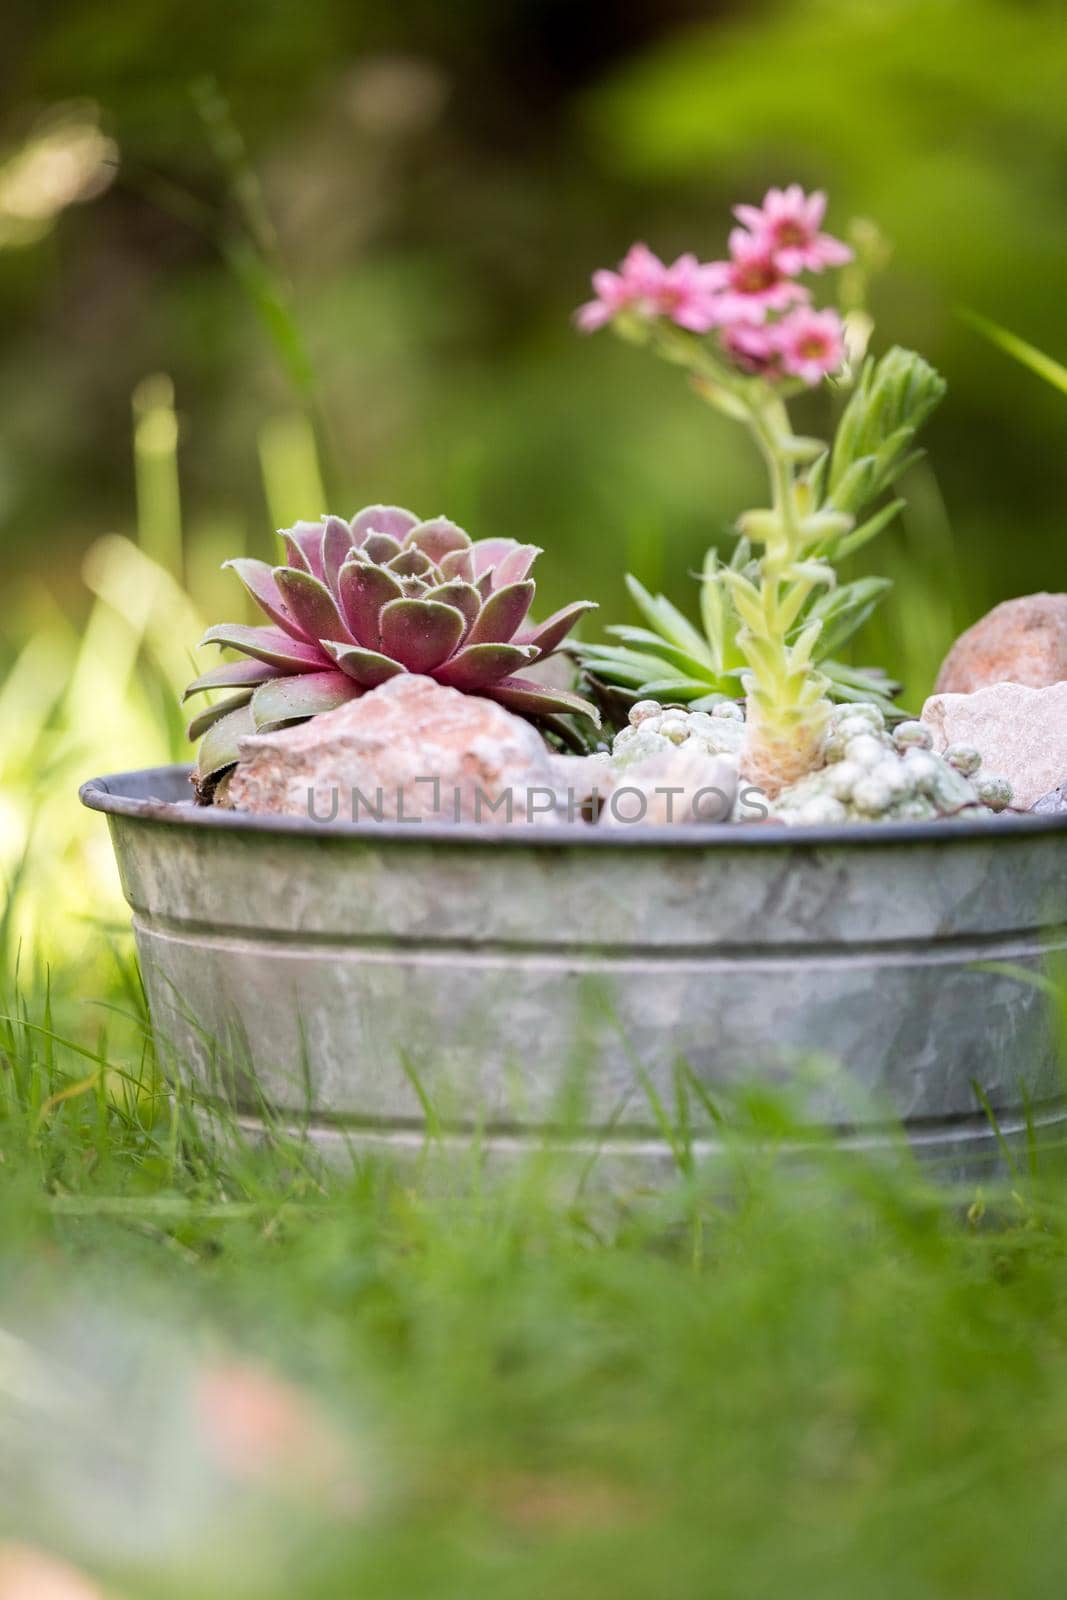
[577,184,850,386]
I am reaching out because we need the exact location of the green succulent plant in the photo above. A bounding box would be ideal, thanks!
[578,549,900,720]
[577,347,945,736]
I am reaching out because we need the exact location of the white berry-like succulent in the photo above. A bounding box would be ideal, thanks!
[611,699,746,770]
[892,720,933,752]
[772,703,1013,825]
[945,744,981,777]
[974,774,1013,812]
[609,698,1016,826]
[844,732,887,769]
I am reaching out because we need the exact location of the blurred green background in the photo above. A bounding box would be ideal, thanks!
[2,0,1067,954]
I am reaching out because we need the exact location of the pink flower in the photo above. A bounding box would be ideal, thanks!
[772,307,845,386]
[720,319,781,377]
[705,230,810,323]
[576,243,723,333]
[733,185,852,276]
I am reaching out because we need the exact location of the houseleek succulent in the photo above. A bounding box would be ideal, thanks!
[185,506,598,796]
[577,188,946,795]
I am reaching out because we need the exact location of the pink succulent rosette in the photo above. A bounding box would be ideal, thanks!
[186,505,599,789]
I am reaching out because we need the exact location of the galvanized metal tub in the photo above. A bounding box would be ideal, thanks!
[81,765,1067,1184]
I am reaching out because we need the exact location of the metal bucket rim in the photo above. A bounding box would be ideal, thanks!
[80,765,1067,851]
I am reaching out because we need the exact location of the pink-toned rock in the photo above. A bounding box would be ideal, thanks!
[921,680,1067,809]
[227,674,562,825]
[935,592,1067,694]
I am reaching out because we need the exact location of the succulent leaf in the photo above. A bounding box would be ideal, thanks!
[494,544,543,586]
[322,642,407,687]
[517,599,598,656]
[378,598,467,673]
[337,560,405,647]
[387,547,435,580]
[467,580,536,645]
[282,533,313,573]
[196,702,258,782]
[200,624,327,672]
[186,690,255,741]
[827,347,945,522]
[604,625,715,681]
[802,577,892,659]
[471,538,520,576]
[361,532,404,563]
[250,670,361,729]
[322,515,356,593]
[439,547,476,584]
[821,659,903,717]
[435,642,538,689]
[405,517,471,565]
[284,521,328,578]
[274,568,355,647]
[350,505,420,544]
[832,497,906,561]
[486,677,600,727]
[637,675,728,699]
[424,579,482,635]
[183,658,284,700]
[224,559,312,641]
[624,575,714,664]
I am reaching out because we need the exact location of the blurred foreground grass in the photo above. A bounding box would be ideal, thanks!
[3,982,1067,1598]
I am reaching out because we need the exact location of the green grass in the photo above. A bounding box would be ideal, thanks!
[3,955,1067,1598]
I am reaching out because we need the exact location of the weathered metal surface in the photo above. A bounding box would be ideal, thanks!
[82,765,1067,1183]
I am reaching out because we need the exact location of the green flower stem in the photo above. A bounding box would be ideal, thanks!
[637,319,846,786]
[731,390,836,785]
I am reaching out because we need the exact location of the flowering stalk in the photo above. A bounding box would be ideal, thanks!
[577,186,944,793]
[670,333,849,791]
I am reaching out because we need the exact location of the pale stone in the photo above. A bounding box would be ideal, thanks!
[921,680,1067,809]
[598,745,737,828]
[934,592,1067,694]
[1031,782,1067,816]
[227,674,564,826]
[548,752,615,823]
